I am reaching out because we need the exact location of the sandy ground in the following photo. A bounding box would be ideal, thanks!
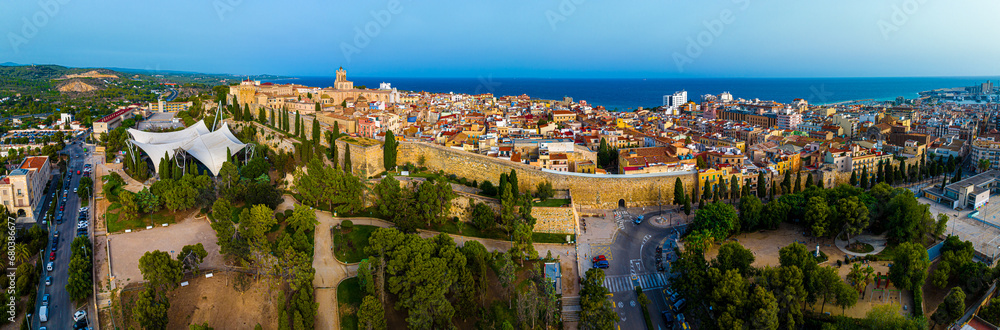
[161,272,279,330]
[704,223,916,318]
[707,222,842,268]
[107,216,224,287]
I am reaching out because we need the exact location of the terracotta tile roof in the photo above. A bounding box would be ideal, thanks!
[20,156,46,170]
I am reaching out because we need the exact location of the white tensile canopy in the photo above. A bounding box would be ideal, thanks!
[127,120,210,144]
[127,121,246,176]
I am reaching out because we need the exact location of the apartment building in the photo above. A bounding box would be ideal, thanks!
[0,156,51,222]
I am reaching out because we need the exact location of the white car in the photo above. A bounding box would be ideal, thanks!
[73,310,86,322]
[46,262,53,271]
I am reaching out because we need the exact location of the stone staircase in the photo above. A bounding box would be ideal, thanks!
[561,296,581,322]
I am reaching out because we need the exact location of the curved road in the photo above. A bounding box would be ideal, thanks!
[597,207,688,330]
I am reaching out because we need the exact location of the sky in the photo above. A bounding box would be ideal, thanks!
[2,0,999,78]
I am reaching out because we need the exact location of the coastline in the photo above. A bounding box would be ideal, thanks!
[261,76,1000,110]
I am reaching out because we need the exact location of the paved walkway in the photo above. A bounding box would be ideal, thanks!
[835,233,888,257]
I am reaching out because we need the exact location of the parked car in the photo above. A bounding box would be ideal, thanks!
[593,260,609,269]
[46,262,53,271]
[592,255,607,263]
[73,310,87,322]
[45,276,52,286]
[41,294,49,306]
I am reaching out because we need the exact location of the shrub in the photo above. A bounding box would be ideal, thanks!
[341,219,354,231]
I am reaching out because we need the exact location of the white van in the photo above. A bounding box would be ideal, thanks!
[38,305,48,322]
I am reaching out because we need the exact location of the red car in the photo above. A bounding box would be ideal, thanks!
[49,252,55,261]
[77,170,81,175]
[592,255,607,263]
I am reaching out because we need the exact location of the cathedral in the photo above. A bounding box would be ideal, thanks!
[230,67,399,112]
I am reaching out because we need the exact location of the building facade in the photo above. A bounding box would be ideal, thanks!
[0,156,51,223]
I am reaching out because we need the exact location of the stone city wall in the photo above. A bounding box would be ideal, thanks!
[396,142,699,209]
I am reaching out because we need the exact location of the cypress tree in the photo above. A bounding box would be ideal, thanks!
[703,177,712,200]
[861,167,869,189]
[756,172,766,198]
[243,104,252,122]
[742,179,750,197]
[683,194,691,215]
[508,169,519,197]
[783,170,792,193]
[877,161,885,183]
[294,111,301,136]
[344,147,352,173]
[673,178,685,206]
[850,170,858,186]
[330,142,339,169]
[794,171,802,193]
[719,178,728,202]
[806,172,814,188]
[730,175,739,200]
[383,131,397,171]
[312,117,320,146]
[333,121,340,140]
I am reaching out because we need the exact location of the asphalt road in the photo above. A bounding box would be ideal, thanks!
[32,137,90,329]
[595,207,688,330]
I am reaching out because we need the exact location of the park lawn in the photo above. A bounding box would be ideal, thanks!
[532,232,575,244]
[333,225,378,263]
[338,277,363,330]
[434,220,497,240]
[533,199,571,207]
[80,199,89,208]
[106,209,177,233]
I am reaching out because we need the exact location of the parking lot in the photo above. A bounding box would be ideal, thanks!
[136,112,183,131]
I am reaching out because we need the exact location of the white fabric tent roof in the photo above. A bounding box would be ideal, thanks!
[127,121,246,176]
[128,120,210,144]
[180,123,247,175]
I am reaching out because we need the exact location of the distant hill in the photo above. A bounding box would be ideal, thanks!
[0,62,21,67]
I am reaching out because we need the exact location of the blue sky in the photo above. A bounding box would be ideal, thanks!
[2,0,999,78]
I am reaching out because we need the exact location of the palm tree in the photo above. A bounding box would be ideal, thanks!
[979,159,992,173]
[13,243,29,265]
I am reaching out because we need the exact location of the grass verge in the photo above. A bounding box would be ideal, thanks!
[338,277,363,330]
[332,225,378,263]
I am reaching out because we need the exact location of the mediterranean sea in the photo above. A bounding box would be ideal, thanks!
[262,76,1000,111]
